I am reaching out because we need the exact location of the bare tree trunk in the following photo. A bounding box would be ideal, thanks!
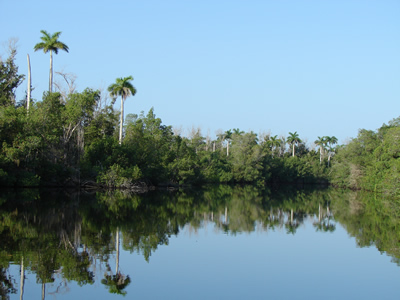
[27,54,31,111]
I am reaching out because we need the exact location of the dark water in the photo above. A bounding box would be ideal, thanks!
[1,185,400,299]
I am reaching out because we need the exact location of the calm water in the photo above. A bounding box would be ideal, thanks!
[1,185,400,299]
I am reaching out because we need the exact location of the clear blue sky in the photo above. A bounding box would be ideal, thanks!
[1,0,399,146]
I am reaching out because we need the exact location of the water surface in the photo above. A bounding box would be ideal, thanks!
[1,186,399,299]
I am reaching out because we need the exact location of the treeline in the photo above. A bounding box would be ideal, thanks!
[330,117,400,196]
[1,38,400,192]
[0,41,335,188]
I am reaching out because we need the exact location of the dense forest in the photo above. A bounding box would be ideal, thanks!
[1,33,399,196]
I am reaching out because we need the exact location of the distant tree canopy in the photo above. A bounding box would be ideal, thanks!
[1,34,399,196]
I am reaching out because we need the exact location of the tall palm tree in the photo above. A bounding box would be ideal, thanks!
[266,135,281,157]
[225,129,233,156]
[108,76,137,144]
[325,136,338,167]
[232,128,244,135]
[287,132,302,157]
[34,30,69,93]
[326,136,338,147]
[270,135,281,157]
[314,136,327,164]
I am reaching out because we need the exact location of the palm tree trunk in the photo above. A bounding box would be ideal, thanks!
[226,141,229,156]
[27,54,31,111]
[292,144,295,157]
[49,50,53,93]
[319,147,322,164]
[119,96,124,144]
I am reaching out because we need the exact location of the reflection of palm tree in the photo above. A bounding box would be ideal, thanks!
[313,203,336,232]
[20,256,25,300]
[285,209,300,234]
[101,228,131,295]
[101,273,131,296]
[116,229,120,275]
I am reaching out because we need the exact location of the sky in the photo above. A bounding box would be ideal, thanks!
[1,0,399,146]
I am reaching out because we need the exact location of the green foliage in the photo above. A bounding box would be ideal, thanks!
[0,46,24,107]
[230,132,263,183]
[330,117,400,195]
[98,164,142,188]
[0,34,360,188]
[33,30,69,55]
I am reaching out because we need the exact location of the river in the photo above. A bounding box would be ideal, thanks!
[1,185,399,299]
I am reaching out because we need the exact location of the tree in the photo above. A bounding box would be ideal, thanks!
[314,136,327,164]
[266,135,281,157]
[108,76,136,144]
[0,41,24,106]
[287,132,302,157]
[225,129,232,156]
[232,128,244,135]
[325,136,338,167]
[34,30,69,93]
[230,131,263,183]
[326,136,338,147]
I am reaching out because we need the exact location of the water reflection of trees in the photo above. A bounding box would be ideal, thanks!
[0,186,400,298]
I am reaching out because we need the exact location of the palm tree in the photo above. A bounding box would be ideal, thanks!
[325,136,338,167]
[232,128,244,135]
[266,135,281,157]
[225,129,232,156]
[34,30,69,93]
[314,136,327,164]
[326,145,336,167]
[326,136,338,148]
[108,76,137,144]
[287,132,302,157]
